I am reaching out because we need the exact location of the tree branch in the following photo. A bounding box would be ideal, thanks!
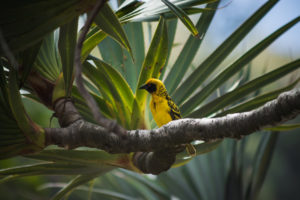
[45,89,300,174]
[74,0,126,135]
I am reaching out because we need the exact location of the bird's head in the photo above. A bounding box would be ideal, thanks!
[139,78,166,95]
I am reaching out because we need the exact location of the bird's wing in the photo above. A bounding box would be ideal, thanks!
[167,99,182,120]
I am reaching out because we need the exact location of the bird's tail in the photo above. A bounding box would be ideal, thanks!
[186,144,196,157]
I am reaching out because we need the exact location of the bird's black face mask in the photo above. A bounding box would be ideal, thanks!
[139,83,157,93]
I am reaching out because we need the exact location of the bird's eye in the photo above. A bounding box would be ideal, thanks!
[147,83,157,93]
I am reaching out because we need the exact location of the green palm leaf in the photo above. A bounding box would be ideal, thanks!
[173,0,279,104]
[120,0,217,22]
[27,149,134,170]
[135,16,168,108]
[216,78,299,117]
[162,0,199,37]
[8,69,44,147]
[264,124,300,131]
[34,32,62,82]
[0,163,98,178]
[181,16,300,115]
[97,22,145,91]
[83,60,132,127]
[81,29,107,62]
[245,132,279,200]
[72,87,114,120]
[164,1,220,93]
[94,3,132,58]
[0,0,96,53]
[173,140,222,167]
[52,174,107,200]
[18,41,43,86]
[189,59,300,118]
[58,17,78,96]
[122,22,145,91]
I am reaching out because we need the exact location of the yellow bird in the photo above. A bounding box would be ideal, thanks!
[139,78,196,156]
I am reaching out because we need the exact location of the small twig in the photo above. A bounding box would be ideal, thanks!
[0,29,19,70]
[74,0,126,134]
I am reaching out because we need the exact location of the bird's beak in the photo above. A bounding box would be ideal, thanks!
[139,84,148,90]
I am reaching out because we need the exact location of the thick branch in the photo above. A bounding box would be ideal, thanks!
[46,89,300,152]
[45,89,300,174]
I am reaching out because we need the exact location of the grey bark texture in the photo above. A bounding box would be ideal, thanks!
[45,89,300,174]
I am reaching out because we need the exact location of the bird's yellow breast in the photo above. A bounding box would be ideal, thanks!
[150,94,172,127]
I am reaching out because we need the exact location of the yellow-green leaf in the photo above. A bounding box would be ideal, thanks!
[94,3,132,58]
[59,17,78,96]
[135,16,168,110]
[162,0,199,37]
[264,124,300,131]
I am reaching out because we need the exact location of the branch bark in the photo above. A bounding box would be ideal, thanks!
[45,89,300,174]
